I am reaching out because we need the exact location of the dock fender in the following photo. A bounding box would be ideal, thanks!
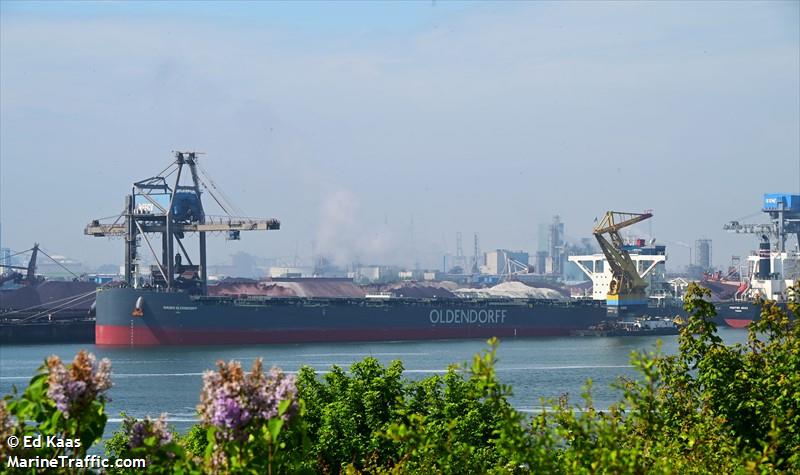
[88,301,96,317]
[132,296,144,317]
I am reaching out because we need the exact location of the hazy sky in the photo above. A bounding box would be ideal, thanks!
[1,1,798,271]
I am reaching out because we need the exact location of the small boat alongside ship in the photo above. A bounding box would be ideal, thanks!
[570,316,682,337]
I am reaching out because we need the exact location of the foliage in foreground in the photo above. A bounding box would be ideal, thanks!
[1,282,798,474]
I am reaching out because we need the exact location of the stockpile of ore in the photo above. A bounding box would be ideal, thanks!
[208,278,366,298]
[0,281,98,311]
[453,281,564,300]
[377,281,459,298]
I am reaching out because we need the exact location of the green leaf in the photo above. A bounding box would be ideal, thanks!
[268,418,284,442]
[278,399,291,417]
[204,427,216,461]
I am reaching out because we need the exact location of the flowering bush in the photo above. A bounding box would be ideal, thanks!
[196,358,302,473]
[126,414,173,449]
[4,350,112,464]
[45,351,112,418]
[104,413,190,474]
[198,359,297,440]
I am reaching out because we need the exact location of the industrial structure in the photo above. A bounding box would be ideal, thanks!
[483,249,530,277]
[534,215,568,277]
[548,215,565,276]
[590,211,654,315]
[85,152,280,294]
[724,193,800,253]
[721,193,800,303]
[568,242,667,301]
[471,232,481,274]
[0,243,39,287]
[695,238,712,272]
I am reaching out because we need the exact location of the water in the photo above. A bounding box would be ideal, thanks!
[0,329,748,448]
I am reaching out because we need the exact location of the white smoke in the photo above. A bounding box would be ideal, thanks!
[315,189,407,267]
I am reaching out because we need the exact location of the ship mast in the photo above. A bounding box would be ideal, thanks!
[85,151,280,293]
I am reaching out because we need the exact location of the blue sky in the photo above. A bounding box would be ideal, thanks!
[1,1,798,270]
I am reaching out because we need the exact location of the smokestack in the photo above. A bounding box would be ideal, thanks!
[757,235,771,280]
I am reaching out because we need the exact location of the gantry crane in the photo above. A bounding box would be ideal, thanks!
[723,194,800,253]
[593,211,652,315]
[85,152,280,294]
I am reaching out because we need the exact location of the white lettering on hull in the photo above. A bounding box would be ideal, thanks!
[429,309,507,324]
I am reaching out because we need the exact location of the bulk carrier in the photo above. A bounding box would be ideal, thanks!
[87,152,608,346]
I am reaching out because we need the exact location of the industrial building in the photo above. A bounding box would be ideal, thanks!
[695,239,713,272]
[535,215,567,277]
[483,249,530,276]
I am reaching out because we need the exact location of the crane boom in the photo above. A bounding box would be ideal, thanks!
[594,211,653,236]
[26,243,39,284]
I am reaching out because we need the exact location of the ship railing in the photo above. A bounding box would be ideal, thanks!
[187,295,606,309]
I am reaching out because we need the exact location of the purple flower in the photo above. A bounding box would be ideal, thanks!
[198,359,297,442]
[45,351,112,419]
[210,394,251,429]
[126,414,172,449]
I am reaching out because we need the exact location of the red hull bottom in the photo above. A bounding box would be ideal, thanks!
[723,318,752,329]
[96,324,576,346]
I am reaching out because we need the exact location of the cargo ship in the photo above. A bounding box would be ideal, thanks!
[1,244,97,344]
[94,288,608,345]
[87,152,611,346]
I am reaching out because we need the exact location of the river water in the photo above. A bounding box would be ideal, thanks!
[0,329,748,447]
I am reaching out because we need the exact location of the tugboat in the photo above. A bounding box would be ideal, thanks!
[571,316,682,337]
